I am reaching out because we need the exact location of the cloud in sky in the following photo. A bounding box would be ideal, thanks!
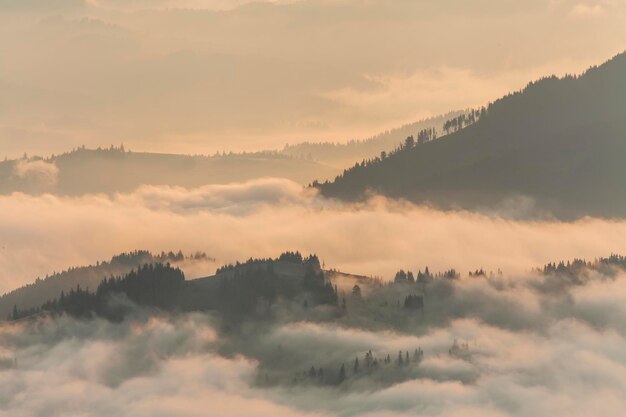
[1,0,625,157]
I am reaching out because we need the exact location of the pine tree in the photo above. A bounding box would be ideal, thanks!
[353,357,360,373]
[338,364,346,383]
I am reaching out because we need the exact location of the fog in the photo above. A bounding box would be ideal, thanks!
[2,178,626,295]
[4,266,626,416]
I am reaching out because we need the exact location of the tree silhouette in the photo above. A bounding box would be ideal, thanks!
[338,364,346,383]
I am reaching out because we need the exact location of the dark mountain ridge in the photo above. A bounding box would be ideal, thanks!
[317,52,626,219]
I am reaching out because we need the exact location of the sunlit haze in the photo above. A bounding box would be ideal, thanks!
[3,2,626,417]
[1,0,625,156]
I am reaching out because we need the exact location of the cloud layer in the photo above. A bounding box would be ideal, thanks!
[2,178,626,295]
[4,266,626,416]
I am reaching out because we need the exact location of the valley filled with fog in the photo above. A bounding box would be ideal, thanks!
[3,179,626,416]
[4,250,626,416]
[2,178,626,295]
[2,1,626,416]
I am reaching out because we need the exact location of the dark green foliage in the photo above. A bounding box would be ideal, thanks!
[216,251,319,274]
[403,295,424,310]
[179,251,338,324]
[338,364,346,383]
[394,268,456,284]
[12,263,185,320]
[303,261,337,306]
[216,263,279,317]
[540,254,626,279]
[394,270,408,283]
[96,263,185,310]
[0,250,203,320]
[278,251,304,263]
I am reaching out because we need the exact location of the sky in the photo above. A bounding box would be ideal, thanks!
[1,0,626,157]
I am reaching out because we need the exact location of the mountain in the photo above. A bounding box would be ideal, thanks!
[0,250,211,319]
[0,148,340,196]
[280,111,464,169]
[0,110,471,197]
[7,251,339,322]
[316,53,626,219]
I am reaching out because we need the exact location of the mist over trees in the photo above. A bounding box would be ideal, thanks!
[8,247,626,403]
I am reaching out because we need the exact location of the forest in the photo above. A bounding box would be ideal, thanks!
[6,248,626,397]
[316,52,626,219]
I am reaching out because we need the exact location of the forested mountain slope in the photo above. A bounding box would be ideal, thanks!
[0,250,209,319]
[317,53,626,219]
[280,111,463,168]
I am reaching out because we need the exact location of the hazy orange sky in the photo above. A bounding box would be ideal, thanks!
[1,0,626,157]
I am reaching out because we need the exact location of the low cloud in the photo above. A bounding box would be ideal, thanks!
[4,240,626,416]
[2,179,626,296]
[0,314,317,417]
[11,159,59,191]
[5,269,626,416]
[119,178,314,215]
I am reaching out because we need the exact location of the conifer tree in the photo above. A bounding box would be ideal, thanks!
[338,364,346,383]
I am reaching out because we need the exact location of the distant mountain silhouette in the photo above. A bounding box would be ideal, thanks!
[0,111,468,196]
[317,52,626,219]
[0,148,339,195]
[281,111,464,168]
